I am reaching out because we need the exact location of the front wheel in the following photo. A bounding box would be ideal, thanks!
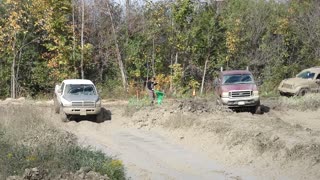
[298,89,308,96]
[96,107,111,123]
[60,107,69,122]
[96,110,104,123]
[252,105,262,114]
[54,97,60,114]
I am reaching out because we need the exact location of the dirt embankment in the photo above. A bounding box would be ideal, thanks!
[125,99,320,180]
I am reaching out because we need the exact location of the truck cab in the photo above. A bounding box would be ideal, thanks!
[214,69,260,113]
[54,79,103,122]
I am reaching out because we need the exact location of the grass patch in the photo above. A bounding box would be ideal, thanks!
[123,96,151,117]
[0,105,125,179]
[277,93,320,111]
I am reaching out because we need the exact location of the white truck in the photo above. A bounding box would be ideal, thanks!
[54,79,105,122]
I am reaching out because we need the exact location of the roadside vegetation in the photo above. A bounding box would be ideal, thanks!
[277,93,320,111]
[0,105,126,179]
[1,0,320,99]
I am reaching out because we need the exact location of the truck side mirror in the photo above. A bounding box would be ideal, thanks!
[316,79,320,84]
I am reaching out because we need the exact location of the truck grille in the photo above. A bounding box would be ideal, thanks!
[282,83,293,89]
[72,101,95,107]
[230,90,252,98]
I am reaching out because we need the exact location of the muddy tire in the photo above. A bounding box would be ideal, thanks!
[60,107,69,122]
[253,105,262,114]
[251,100,262,114]
[298,88,308,96]
[96,107,111,123]
[96,110,104,123]
[54,97,60,114]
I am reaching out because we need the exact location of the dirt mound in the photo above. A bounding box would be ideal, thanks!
[126,99,320,179]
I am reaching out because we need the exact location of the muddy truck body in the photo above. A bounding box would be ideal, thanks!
[214,70,260,113]
[54,79,104,122]
[278,67,320,96]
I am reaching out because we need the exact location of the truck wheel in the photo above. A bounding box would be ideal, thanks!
[96,110,105,123]
[60,107,69,122]
[54,98,60,114]
[252,105,262,114]
[298,89,308,96]
[96,108,111,123]
[251,100,262,114]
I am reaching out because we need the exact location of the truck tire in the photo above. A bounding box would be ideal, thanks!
[96,107,111,123]
[252,105,262,114]
[60,107,69,122]
[298,88,308,96]
[54,98,60,114]
[96,110,104,123]
[251,100,262,114]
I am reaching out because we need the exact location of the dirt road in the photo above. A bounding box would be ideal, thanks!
[3,98,319,180]
[51,104,256,180]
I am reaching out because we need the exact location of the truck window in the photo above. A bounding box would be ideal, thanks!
[65,84,96,95]
[222,74,254,85]
[297,71,315,79]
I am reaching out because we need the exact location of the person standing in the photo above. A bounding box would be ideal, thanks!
[147,77,158,104]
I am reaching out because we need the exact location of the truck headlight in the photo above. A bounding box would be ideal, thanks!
[253,90,259,96]
[222,92,229,98]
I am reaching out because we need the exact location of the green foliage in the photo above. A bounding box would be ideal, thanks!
[1,0,320,97]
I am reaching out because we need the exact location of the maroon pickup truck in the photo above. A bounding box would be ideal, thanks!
[214,69,261,113]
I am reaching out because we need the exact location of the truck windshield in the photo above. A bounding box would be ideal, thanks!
[65,84,96,95]
[222,74,254,85]
[296,71,315,79]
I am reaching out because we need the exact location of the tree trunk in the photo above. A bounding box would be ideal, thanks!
[80,0,85,79]
[11,34,16,99]
[126,0,130,44]
[72,0,76,73]
[106,1,127,91]
[200,55,209,95]
[152,37,155,76]
[169,53,173,93]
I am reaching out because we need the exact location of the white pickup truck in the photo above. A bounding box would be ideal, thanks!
[54,79,105,122]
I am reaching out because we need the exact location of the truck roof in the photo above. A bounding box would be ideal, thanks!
[305,67,320,73]
[62,79,94,85]
[221,70,252,75]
